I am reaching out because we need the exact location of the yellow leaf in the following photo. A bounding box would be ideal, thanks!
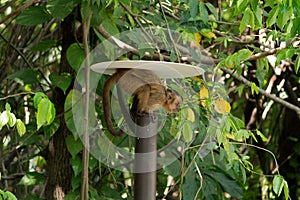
[225,58,235,69]
[187,108,195,122]
[199,86,209,107]
[199,29,217,39]
[193,76,201,82]
[214,98,231,114]
[193,32,201,48]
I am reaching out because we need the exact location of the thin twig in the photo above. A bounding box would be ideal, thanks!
[80,11,92,200]
[0,91,34,101]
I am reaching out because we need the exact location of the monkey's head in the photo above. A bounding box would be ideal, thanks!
[164,89,182,113]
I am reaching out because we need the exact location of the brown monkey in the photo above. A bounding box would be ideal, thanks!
[103,68,182,136]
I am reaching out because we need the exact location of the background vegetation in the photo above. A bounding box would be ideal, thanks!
[0,0,299,199]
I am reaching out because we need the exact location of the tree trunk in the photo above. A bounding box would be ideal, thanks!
[45,13,75,200]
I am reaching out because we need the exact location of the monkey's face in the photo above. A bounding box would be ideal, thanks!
[165,89,182,113]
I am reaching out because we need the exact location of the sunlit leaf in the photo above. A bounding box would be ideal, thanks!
[0,111,9,130]
[33,92,48,109]
[19,172,44,186]
[295,55,300,73]
[36,98,56,130]
[16,119,26,136]
[251,82,259,95]
[200,29,216,39]
[7,112,16,127]
[256,130,268,142]
[5,103,11,112]
[273,175,284,196]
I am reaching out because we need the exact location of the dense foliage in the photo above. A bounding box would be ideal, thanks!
[0,0,299,199]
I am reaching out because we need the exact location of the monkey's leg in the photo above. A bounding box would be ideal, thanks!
[133,85,151,116]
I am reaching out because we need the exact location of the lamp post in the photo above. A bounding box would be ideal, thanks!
[92,60,203,200]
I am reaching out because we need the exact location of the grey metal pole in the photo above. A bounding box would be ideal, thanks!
[134,115,157,200]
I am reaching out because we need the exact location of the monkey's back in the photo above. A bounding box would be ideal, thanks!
[118,69,162,95]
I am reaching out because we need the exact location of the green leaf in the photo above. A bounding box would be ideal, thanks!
[5,103,11,112]
[64,90,82,138]
[7,112,16,127]
[81,0,92,20]
[211,171,243,198]
[7,69,39,84]
[283,180,289,200]
[239,7,253,33]
[44,119,60,138]
[276,49,288,65]
[49,72,72,94]
[71,156,82,177]
[253,7,262,29]
[36,98,56,130]
[291,17,300,37]
[234,0,248,16]
[205,3,218,20]
[33,92,48,109]
[273,175,284,196]
[237,49,252,61]
[16,6,51,26]
[256,67,266,87]
[164,160,181,177]
[266,6,279,27]
[47,0,79,20]
[0,191,17,200]
[189,0,199,18]
[66,135,83,158]
[182,169,198,200]
[256,130,268,142]
[19,172,44,186]
[30,40,57,52]
[251,82,259,95]
[0,111,9,130]
[250,0,259,10]
[66,43,85,72]
[16,119,26,136]
[199,2,209,23]
[182,122,193,142]
[277,6,291,30]
[295,55,300,73]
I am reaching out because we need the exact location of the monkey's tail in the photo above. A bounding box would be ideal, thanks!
[103,71,127,136]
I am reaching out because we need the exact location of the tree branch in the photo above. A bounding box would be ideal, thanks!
[221,66,300,117]
[81,11,92,200]
[95,25,300,118]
